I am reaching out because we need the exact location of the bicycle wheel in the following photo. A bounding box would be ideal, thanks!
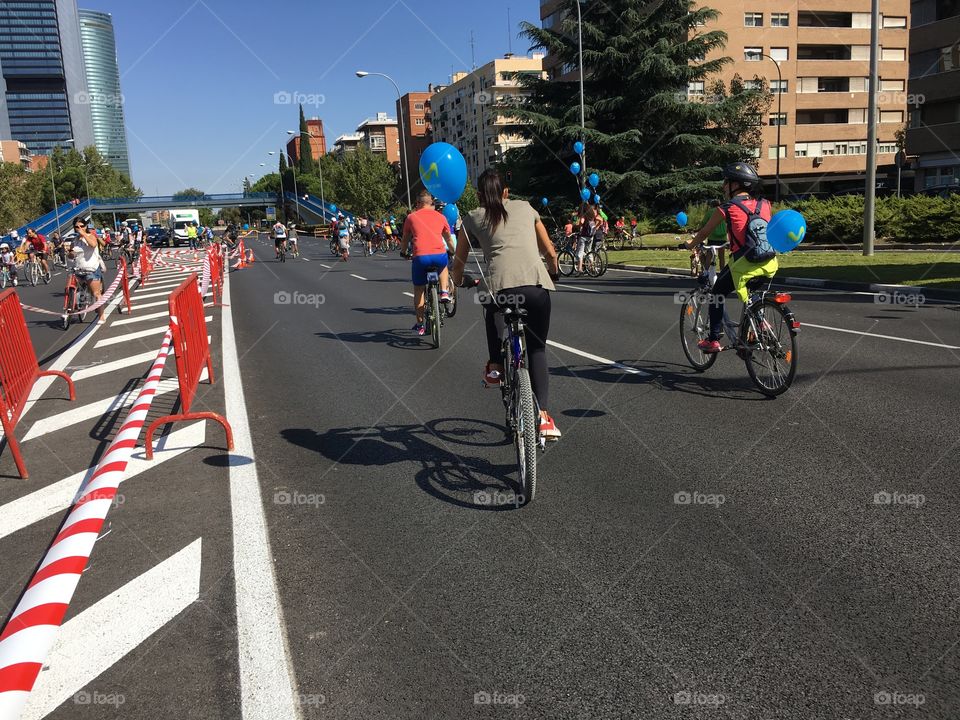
[429,285,440,348]
[1,270,7,289]
[27,261,40,287]
[558,251,576,277]
[584,252,602,278]
[595,249,609,276]
[741,300,798,396]
[679,292,718,372]
[62,287,75,330]
[514,368,538,504]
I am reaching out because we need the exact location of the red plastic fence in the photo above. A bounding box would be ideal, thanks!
[144,273,233,459]
[0,289,75,478]
[120,256,132,314]
[138,243,153,286]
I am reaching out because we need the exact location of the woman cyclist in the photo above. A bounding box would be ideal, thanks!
[72,218,106,323]
[685,162,778,353]
[452,170,562,440]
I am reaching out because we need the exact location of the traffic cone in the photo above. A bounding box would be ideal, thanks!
[236,240,247,269]
[246,248,255,264]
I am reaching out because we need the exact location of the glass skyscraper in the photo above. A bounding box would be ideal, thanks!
[0,0,94,157]
[78,9,130,178]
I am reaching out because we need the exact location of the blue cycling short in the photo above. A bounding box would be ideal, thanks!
[411,253,448,286]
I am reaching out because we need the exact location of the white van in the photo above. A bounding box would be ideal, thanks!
[169,209,200,246]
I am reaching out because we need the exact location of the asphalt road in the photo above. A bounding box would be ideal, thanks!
[3,234,959,719]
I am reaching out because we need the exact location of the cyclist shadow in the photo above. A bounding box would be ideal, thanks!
[314,329,427,351]
[281,419,526,510]
[551,361,769,401]
[350,306,411,316]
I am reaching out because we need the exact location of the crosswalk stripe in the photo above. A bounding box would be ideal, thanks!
[94,317,211,348]
[21,378,185,442]
[70,349,158,381]
[111,310,169,326]
[0,423,205,541]
[130,289,172,301]
[20,540,202,720]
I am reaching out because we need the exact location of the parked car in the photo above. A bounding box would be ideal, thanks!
[147,224,171,247]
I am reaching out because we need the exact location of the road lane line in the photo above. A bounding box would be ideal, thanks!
[350,274,367,281]
[111,309,169,326]
[70,349,159,381]
[0,423,205,541]
[20,540,202,720]
[94,317,211,348]
[403,292,414,298]
[803,323,960,350]
[546,340,650,376]
[221,271,300,720]
[557,283,600,293]
[319,263,331,269]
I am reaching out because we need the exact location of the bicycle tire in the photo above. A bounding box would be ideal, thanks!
[558,251,576,277]
[62,287,75,330]
[429,285,440,348]
[1,270,7,289]
[28,261,39,287]
[584,252,602,278]
[742,300,798,396]
[514,368,538,504]
[595,249,609,276]
[679,293,718,372]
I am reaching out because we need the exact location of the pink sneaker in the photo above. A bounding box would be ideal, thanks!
[697,339,722,354]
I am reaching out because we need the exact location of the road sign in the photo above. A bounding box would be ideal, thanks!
[266,206,276,221]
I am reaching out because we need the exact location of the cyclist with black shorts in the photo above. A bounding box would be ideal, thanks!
[272,220,287,259]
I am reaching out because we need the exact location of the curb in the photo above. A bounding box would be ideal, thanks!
[607,264,960,302]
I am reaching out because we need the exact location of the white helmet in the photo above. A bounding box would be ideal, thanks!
[0,243,10,251]
[9,230,18,239]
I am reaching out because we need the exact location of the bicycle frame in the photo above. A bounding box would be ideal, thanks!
[499,310,545,452]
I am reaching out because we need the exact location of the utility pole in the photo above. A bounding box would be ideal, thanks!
[863,0,880,256]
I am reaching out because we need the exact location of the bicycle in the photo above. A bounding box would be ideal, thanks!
[423,263,445,349]
[329,237,341,257]
[24,252,46,286]
[62,269,93,330]
[486,299,544,505]
[276,238,286,263]
[288,239,300,259]
[0,265,14,289]
[679,244,800,396]
[585,235,608,277]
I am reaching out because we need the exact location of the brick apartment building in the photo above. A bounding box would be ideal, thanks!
[286,117,327,165]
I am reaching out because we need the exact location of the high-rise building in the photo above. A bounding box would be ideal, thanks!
[430,54,546,183]
[286,117,327,165]
[538,1,912,197]
[78,9,130,178]
[0,0,94,156]
[906,0,960,191]
[398,88,440,191]
[356,112,400,163]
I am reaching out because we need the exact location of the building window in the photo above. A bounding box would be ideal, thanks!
[369,135,385,150]
[744,12,763,26]
[414,102,424,111]
[877,142,898,153]
[415,118,425,126]
[882,15,907,27]
[768,145,786,159]
[748,147,761,158]
[881,110,904,123]
[769,113,788,126]
[771,13,789,26]
[770,47,789,62]
[880,79,905,91]
[688,81,705,96]
[745,47,763,61]
[771,79,788,93]
[881,47,906,61]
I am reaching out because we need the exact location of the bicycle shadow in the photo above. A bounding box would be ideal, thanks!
[314,329,428,351]
[280,418,527,510]
[350,306,412,316]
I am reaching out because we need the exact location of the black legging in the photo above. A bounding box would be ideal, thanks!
[708,265,735,340]
[484,286,552,410]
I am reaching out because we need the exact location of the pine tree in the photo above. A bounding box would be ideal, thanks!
[298,104,315,174]
[506,0,770,214]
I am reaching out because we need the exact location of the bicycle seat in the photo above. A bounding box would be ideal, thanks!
[501,305,528,319]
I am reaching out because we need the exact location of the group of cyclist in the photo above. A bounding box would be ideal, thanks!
[0,228,56,286]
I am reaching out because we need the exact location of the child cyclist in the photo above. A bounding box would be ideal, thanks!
[685,162,778,354]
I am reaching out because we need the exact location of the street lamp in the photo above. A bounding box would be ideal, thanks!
[356,70,412,211]
[285,131,303,223]
[575,0,587,178]
[759,53,783,203]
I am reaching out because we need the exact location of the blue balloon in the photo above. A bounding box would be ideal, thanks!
[580,188,592,201]
[419,142,468,203]
[767,209,807,253]
[570,162,581,176]
[541,197,549,207]
[330,205,337,213]
[593,194,601,204]
[441,203,459,230]
[243,223,249,231]
[588,172,600,188]
[676,212,688,227]
[573,141,584,155]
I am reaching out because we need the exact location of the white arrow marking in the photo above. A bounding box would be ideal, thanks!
[19,539,202,720]
[0,423,206,541]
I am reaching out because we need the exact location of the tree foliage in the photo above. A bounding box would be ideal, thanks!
[504,0,770,216]
[298,104,315,174]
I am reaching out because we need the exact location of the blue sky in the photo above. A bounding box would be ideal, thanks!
[93,0,542,194]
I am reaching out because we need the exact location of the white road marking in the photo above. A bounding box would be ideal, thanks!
[319,263,331,269]
[94,317,211,348]
[803,323,960,350]
[130,289,173,301]
[20,540,203,720]
[0,423,205,541]
[546,340,650,376]
[402,292,414,298]
[111,309,169,326]
[350,274,367,281]
[557,283,600,293]
[135,280,185,292]
[221,271,300,719]
[21,378,183,442]
[70,349,159,381]
[126,298,172,310]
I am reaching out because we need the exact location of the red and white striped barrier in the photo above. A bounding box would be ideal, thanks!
[0,329,175,719]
